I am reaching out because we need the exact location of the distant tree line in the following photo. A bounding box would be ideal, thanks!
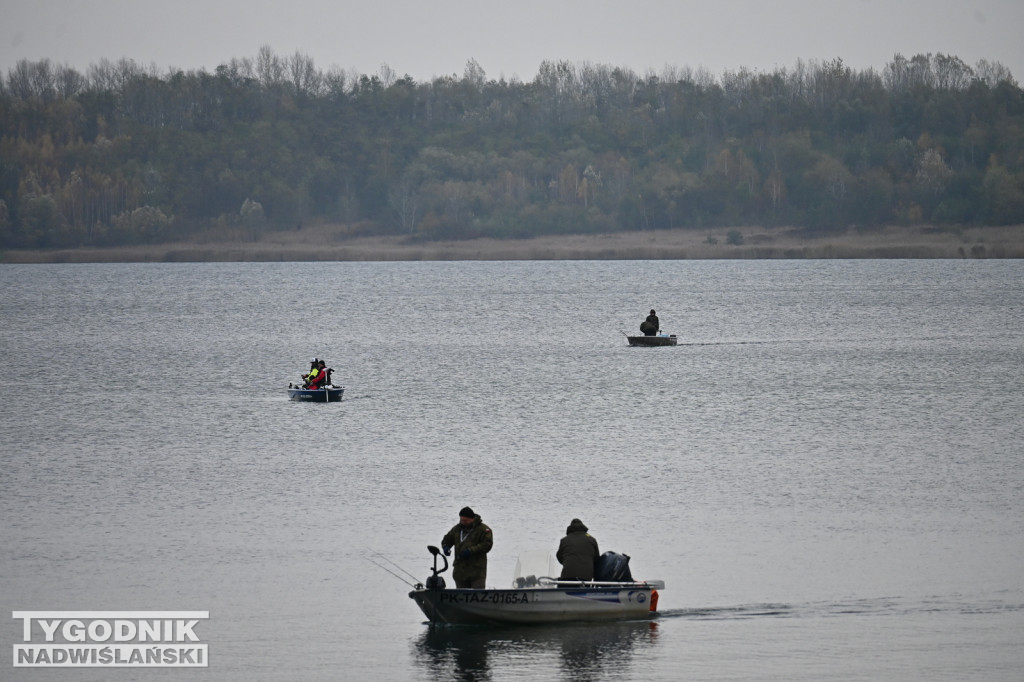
[1,48,1023,248]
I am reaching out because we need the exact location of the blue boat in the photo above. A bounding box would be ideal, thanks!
[287,386,345,402]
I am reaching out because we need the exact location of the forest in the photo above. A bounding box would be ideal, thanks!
[1,48,1023,249]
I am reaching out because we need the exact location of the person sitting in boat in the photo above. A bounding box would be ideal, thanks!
[556,518,600,581]
[306,360,331,389]
[640,309,660,336]
[441,506,493,589]
[301,358,320,387]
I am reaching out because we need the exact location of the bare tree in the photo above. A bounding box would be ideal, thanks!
[378,63,397,88]
[288,51,322,97]
[915,148,953,199]
[975,59,1016,87]
[933,53,972,90]
[389,177,420,233]
[55,63,86,98]
[322,66,349,99]
[256,45,285,88]
[463,58,486,91]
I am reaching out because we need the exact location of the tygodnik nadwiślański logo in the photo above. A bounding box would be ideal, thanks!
[13,611,208,668]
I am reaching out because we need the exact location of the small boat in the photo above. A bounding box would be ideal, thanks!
[627,334,678,347]
[287,385,345,402]
[409,546,664,625]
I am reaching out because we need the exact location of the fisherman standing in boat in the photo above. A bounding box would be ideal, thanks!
[640,309,660,336]
[556,518,600,581]
[441,506,493,588]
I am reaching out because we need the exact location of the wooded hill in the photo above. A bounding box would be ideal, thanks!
[2,49,1023,249]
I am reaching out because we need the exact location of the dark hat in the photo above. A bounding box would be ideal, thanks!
[567,518,588,533]
[459,506,475,518]
[650,309,656,314]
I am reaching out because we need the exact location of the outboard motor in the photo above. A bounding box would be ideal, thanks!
[425,545,449,590]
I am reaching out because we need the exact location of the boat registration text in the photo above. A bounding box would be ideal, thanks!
[438,592,532,605]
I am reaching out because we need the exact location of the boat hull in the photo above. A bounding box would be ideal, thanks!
[627,335,677,346]
[287,387,345,402]
[409,586,659,625]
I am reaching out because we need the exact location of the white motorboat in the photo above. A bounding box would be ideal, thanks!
[408,546,664,625]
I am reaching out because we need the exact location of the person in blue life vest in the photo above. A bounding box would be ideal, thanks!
[441,506,493,588]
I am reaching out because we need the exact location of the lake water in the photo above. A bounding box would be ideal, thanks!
[1,259,1022,680]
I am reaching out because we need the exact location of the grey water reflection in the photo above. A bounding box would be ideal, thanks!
[413,620,660,680]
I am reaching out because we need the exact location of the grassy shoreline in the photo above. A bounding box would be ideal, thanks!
[3,224,1023,263]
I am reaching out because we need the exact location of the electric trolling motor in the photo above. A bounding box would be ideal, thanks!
[424,545,448,590]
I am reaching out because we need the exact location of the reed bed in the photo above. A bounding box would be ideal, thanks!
[4,225,1022,263]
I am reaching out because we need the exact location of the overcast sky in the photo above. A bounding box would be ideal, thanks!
[4,0,1023,83]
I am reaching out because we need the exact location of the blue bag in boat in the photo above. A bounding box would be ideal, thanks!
[594,551,633,582]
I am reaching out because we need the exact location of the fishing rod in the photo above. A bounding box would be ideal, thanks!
[371,551,421,582]
[365,552,420,587]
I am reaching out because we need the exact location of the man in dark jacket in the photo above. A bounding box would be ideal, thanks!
[441,506,493,588]
[641,309,660,336]
[556,518,600,580]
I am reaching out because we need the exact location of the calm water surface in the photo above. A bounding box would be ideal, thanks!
[1,259,1022,680]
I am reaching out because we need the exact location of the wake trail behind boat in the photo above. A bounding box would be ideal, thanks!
[656,604,795,621]
[673,338,820,346]
[657,595,1024,621]
[676,340,771,346]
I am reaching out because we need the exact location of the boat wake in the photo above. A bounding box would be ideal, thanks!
[657,604,794,620]
[673,338,818,346]
[657,595,1024,621]
[675,340,772,346]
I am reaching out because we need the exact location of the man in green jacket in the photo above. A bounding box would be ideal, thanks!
[556,518,600,580]
[640,309,660,336]
[441,506,493,588]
